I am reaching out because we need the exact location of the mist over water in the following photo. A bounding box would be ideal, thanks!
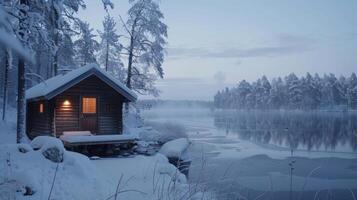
[143,105,357,200]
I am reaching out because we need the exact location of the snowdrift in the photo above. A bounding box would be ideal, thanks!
[0,136,105,200]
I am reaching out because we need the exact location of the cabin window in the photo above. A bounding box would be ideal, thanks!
[39,103,44,113]
[82,97,96,114]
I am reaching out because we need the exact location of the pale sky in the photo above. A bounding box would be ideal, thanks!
[79,0,357,100]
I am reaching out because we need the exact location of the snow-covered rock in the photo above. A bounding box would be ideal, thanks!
[142,122,188,143]
[159,138,190,158]
[17,144,32,153]
[31,136,65,163]
[0,139,105,200]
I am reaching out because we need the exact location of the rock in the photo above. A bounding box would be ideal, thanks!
[18,144,32,153]
[31,136,51,150]
[31,136,65,163]
[23,186,35,196]
[42,147,63,163]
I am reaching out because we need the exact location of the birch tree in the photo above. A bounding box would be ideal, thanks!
[121,0,167,96]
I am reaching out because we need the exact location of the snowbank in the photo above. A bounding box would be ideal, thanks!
[0,106,17,145]
[159,138,190,158]
[143,121,188,143]
[0,137,105,200]
[94,153,207,200]
[136,124,188,144]
[0,120,16,145]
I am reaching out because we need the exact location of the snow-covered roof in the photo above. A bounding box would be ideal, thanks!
[26,63,137,102]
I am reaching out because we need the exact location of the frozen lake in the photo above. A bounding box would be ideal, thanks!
[142,108,357,200]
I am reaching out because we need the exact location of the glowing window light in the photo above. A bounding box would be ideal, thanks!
[63,100,71,106]
[39,103,44,113]
[82,97,96,114]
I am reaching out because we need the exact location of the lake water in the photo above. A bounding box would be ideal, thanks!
[143,108,357,200]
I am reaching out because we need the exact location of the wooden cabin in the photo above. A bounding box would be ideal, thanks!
[25,64,137,139]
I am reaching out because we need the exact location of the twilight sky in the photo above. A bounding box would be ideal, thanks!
[79,0,357,100]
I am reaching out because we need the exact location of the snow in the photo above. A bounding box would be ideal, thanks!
[0,134,206,199]
[0,140,106,200]
[0,108,209,199]
[93,154,207,200]
[60,134,137,143]
[30,136,64,151]
[25,63,137,101]
[0,120,16,145]
[0,8,34,63]
[159,138,190,158]
[62,131,92,136]
[0,30,34,63]
[136,124,188,144]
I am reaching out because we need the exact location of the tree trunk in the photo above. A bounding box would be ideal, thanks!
[53,33,59,75]
[17,58,26,143]
[124,36,135,113]
[105,41,109,71]
[52,1,59,76]
[126,37,134,89]
[17,0,29,143]
[2,49,10,121]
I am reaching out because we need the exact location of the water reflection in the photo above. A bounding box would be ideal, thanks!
[214,111,357,152]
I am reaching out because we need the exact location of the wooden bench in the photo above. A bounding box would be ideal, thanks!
[59,131,137,156]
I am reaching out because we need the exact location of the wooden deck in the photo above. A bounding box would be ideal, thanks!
[59,133,137,156]
[60,134,136,146]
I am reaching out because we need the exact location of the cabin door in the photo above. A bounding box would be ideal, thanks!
[80,97,98,133]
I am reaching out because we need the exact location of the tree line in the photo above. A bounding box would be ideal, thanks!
[214,73,357,110]
[0,0,167,142]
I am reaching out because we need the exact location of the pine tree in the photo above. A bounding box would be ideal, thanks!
[301,73,321,109]
[269,77,285,109]
[347,73,357,109]
[74,21,99,66]
[285,73,303,109]
[236,80,252,109]
[98,14,125,82]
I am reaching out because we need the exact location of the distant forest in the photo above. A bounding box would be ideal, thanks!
[138,99,212,109]
[214,73,357,110]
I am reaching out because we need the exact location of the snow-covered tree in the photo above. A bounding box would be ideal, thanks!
[301,73,321,109]
[2,49,10,120]
[213,72,356,110]
[285,73,303,109]
[98,14,125,82]
[74,21,99,66]
[44,0,85,75]
[255,76,271,109]
[320,74,345,108]
[57,33,76,69]
[17,0,30,143]
[347,73,357,109]
[121,0,168,96]
[102,0,114,11]
[269,77,285,109]
[236,80,252,109]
